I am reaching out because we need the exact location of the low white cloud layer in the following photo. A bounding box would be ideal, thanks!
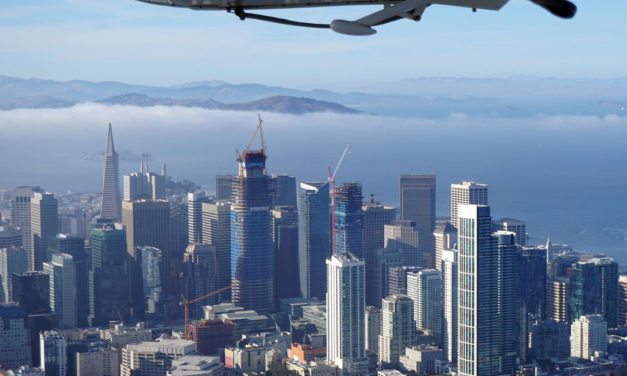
[1,103,626,133]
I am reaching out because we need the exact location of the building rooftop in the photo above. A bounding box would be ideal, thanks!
[377,370,407,376]
[328,252,363,266]
[300,181,328,192]
[126,339,196,353]
[451,181,488,188]
[0,302,27,319]
[170,355,222,375]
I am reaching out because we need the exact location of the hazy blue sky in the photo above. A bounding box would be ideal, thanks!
[1,0,626,89]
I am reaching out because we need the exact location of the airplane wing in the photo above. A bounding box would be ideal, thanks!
[137,0,576,35]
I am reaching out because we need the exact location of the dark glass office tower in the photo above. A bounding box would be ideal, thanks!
[216,175,234,202]
[400,174,436,262]
[333,183,364,258]
[11,271,50,314]
[519,246,547,320]
[180,243,218,319]
[49,234,89,327]
[89,221,130,326]
[270,174,297,208]
[570,256,618,328]
[231,148,274,312]
[272,206,300,304]
[9,274,56,367]
[298,182,330,300]
[494,232,521,374]
[362,201,396,307]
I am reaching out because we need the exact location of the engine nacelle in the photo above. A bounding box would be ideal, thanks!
[530,0,577,19]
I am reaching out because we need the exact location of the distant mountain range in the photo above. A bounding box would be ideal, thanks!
[0,76,359,114]
[96,93,359,114]
[1,75,626,117]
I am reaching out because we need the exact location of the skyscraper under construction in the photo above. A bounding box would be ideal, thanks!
[230,119,274,312]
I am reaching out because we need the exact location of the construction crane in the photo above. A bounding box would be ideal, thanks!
[237,114,267,161]
[181,285,232,339]
[328,144,351,255]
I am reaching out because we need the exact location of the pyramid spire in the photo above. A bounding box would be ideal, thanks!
[545,236,552,264]
[101,123,122,221]
[106,122,115,156]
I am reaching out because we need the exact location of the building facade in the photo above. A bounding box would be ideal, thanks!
[450,181,488,231]
[298,182,330,301]
[363,202,396,306]
[89,221,130,326]
[0,245,28,302]
[441,249,458,364]
[43,253,77,328]
[326,254,368,376]
[202,200,232,302]
[378,295,415,367]
[457,206,519,376]
[188,192,212,244]
[570,314,608,360]
[31,191,58,270]
[333,183,364,259]
[399,174,436,261]
[272,206,301,302]
[40,331,67,376]
[407,269,442,337]
[10,186,42,271]
[230,147,274,312]
[0,303,32,369]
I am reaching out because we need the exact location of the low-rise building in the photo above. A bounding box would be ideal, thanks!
[167,355,224,376]
[400,346,444,375]
[203,304,275,340]
[101,322,152,351]
[121,339,196,376]
[10,366,45,376]
[570,315,608,360]
[189,319,235,355]
[224,345,269,374]
[289,343,326,363]
[285,360,339,376]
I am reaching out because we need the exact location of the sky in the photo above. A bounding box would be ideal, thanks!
[0,0,626,89]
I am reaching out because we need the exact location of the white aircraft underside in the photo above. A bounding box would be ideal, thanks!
[140,0,506,11]
[137,0,576,35]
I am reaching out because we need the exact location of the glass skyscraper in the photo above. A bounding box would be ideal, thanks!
[570,256,618,328]
[458,205,519,376]
[89,221,129,326]
[49,234,88,327]
[298,181,330,300]
[231,148,274,312]
[326,253,368,376]
[333,182,364,259]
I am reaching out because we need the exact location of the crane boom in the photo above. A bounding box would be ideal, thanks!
[182,285,232,339]
[328,144,351,256]
[331,144,351,181]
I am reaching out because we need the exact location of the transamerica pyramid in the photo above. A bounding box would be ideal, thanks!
[100,123,122,221]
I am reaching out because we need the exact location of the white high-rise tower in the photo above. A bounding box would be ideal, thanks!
[450,181,488,230]
[100,124,122,221]
[326,253,368,376]
[441,248,458,364]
